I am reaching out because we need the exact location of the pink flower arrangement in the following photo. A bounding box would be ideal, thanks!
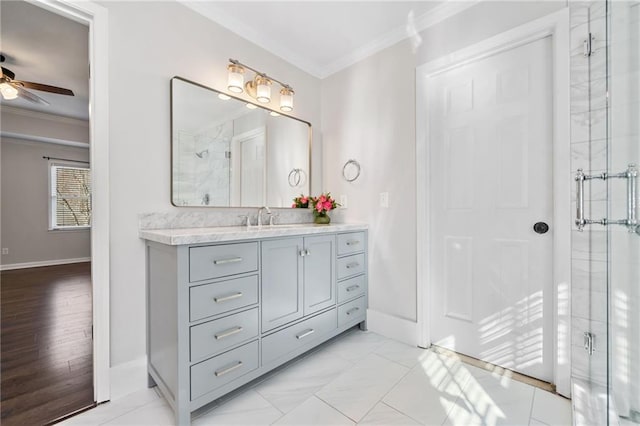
[310,192,339,217]
[292,194,309,208]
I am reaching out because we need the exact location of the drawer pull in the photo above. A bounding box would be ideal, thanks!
[346,307,360,316]
[214,292,243,303]
[346,262,359,269]
[346,240,360,246]
[213,257,243,265]
[214,361,243,377]
[214,326,244,340]
[296,329,315,340]
[346,285,360,292]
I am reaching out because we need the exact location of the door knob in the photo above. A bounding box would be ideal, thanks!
[533,222,549,234]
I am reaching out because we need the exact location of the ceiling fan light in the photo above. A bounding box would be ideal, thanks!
[227,64,245,93]
[255,76,271,103]
[279,87,294,112]
[0,82,18,100]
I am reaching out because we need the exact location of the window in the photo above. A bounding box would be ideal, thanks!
[49,164,91,230]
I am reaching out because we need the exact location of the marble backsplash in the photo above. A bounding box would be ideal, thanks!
[139,207,346,230]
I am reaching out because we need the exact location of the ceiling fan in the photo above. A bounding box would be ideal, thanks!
[0,54,74,105]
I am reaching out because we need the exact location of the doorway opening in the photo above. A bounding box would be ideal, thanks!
[0,0,108,423]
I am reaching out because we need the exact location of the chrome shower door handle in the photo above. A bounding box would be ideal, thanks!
[575,168,586,231]
[627,164,638,231]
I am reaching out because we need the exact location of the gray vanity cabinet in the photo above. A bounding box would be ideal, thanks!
[303,234,336,315]
[261,237,304,332]
[261,234,336,332]
[144,227,367,426]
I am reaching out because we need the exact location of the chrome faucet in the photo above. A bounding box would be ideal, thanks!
[257,206,272,227]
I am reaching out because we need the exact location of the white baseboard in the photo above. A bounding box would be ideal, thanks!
[110,356,149,401]
[0,257,91,271]
[367,308,418,347]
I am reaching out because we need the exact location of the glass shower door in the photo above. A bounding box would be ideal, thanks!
[608,1,640,424]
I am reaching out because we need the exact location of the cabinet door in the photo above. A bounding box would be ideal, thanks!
[303,235,336,315]
[261,237,304,332]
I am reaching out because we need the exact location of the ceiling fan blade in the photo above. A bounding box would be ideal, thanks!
[13,84,50,105]
[14,80,74,96]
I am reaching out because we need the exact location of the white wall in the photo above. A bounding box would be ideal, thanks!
[100,1,322,367]
[321,1,565,326]
[0,107,90,267]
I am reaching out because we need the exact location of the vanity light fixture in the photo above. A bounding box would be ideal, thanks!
[246,103,257,110]
[227,58,295,112]
[218,93,231,100]
[227,63,245,93]
[269,111,280,117]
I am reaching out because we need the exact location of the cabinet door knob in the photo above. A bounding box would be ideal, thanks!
[299,250,306,257]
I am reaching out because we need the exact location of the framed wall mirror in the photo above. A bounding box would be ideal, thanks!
[171,77,311,207]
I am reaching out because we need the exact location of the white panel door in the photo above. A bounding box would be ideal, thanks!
[427,37,554,381]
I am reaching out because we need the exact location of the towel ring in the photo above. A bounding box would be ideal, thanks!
[342,159,361,182]
[288,168,307,187]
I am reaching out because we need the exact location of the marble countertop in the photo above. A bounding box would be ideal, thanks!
[139,223,368,245]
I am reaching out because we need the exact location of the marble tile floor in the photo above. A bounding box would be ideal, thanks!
[60,329,572,426]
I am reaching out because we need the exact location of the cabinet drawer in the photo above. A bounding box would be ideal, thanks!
[338,296,366,328]
[190,308,259,362]
[190,340,258,400]
[190,275,258,322]
[337,232,365,256]
[337,274,366,303]
[189,242,258,282]
[262,309,337,366]
[337,253,365,280]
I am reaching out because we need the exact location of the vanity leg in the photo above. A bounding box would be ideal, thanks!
[147,373,157,388]
[359,320,368,331]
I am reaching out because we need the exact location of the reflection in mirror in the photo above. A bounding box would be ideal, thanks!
[171,77,311,207]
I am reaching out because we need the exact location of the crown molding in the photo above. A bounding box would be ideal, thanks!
[1,131,89,149]
[178,1,321,78]
[318,0,481,78]
[0,105,89,126]
[180,0,481,80]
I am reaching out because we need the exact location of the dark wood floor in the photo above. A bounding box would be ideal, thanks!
[1,262,94,425]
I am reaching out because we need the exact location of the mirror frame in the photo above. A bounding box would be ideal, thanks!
[170,76,312,208]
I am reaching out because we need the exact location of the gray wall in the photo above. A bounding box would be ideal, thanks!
[98,0,322,366]
[321,1,565,322]
[1,108,90,266]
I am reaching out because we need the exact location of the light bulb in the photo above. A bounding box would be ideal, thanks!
[246,103,257,109]
[270,111,280,117]
[227,64,244,93]
[0,82,18,100]
[256,76,271,103]
[279,87,294,112]
[218,93,231,100]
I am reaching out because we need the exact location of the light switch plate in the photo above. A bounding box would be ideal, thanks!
[379,192,389,208]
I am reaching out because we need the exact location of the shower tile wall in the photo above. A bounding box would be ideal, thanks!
[569,0,608,388]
